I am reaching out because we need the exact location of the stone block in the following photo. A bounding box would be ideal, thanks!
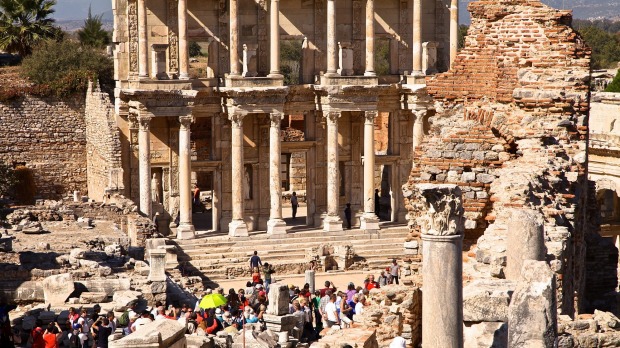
[112,290,142,312]
[42,273,74,305]
[266,283,290,316]
[262,314,298,332]
[186,335,214,348]
[508,261,556,348]
[109,319,186,348]
[505,209,545,280]
[463,279,515,322]
[464,322,507,348]
[79,292,108,304]
[148,249,167,282]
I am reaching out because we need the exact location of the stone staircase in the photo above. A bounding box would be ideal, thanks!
[168,225,410,288]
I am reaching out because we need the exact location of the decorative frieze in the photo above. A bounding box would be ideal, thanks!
[167,0,179,75]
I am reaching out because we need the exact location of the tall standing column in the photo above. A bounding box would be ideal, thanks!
[412,0,422,76]
[138,0,149,78]
[229,0,241,76]
[268,0,282,77]
[361,111,380,231]
[325,0,338,77]
[177,115,195,239]
[364,0,376,76]
[178,0,189,79]
[415,184,464,348]
[228,113,249,236]
[449,0,458,69]
[138,115,153,217]
[323,112,343,231]
[267,113,287,234]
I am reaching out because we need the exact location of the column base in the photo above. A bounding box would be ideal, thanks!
[179,72,190,80]
[177,223,195,240]
[323,215,343,232]
[324,72,339,78]
[228,220,249,237]
[267,219,287,235]
[364,71,377,77]
[360,213,380,232]
[267,72,284,79]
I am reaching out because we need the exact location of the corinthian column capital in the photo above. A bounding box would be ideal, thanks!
[179,115,194,130]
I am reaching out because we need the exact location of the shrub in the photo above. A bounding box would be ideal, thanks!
[605,70,620,93]
[0,163,17,197]
[21,39,113,97]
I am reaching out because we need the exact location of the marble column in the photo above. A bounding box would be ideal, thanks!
[305,270,316,293]
[325,0,338,77]
[415,184,464,348]
[138,0,149,78]
[177,115,195,239]
[267,113,287,234]
[178,0,189,79]
[412,110,426,152]
[364,0,376,76]
[228,113,248,236]
[361,111,379,231]
[268,0,282,77]
[412,0,422,76]
[323,112,343,231]
[449,0,458,69]
[505,209,545,280]
[138,115,153,217]
[229,0,241,76]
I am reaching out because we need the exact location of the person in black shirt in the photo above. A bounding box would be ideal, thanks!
[92,318,112,348]
[249,251,262,271]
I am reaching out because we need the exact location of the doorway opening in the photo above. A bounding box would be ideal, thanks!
[192,171,214,231]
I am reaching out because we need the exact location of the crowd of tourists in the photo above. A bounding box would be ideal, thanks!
[0,252,403,347]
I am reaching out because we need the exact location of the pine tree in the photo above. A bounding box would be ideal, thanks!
[77,6,110,48]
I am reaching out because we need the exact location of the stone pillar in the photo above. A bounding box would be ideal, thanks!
[229,0,240,76]
[268,0,282,78]
[361,111,379,231]
[449,0,458,69]
[325,0,338,77]
[415,184,464,348]
[323,112,343,231]
[364,0,376,76]
[138,0,148,78]
[267,283,290,315]
[412,0,422,76]
[305,270,315,293]
[267,113,287,234]
[138,115,153,217]
[177,116,195,239]
[505,209,545,280]
[228,113,249,236]
[412,110,426,152]
[178,0,189,79]
[148,249,167,282]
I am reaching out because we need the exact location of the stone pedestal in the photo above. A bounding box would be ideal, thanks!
[267,283,290,315]
[422,234,464,348]
[305,270,316,293]
[506,209,545,280]
[148,249,167,282]
[228,220,249,237]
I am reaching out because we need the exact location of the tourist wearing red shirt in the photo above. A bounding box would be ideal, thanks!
[365,275,380,291]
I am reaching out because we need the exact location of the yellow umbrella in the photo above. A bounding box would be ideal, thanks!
[199,293,228,309]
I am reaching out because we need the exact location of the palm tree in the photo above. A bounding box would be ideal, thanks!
[77,6,110,48]
[0,0,59,56]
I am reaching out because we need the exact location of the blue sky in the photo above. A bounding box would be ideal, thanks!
[52,0,112,20]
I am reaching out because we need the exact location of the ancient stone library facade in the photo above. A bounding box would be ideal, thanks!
[86,0,461,236]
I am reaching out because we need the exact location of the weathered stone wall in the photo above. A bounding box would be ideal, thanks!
[85,83,124,201]
[405,0,591,316]
[0,96,87,199]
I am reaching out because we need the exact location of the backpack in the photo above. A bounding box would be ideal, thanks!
[68,333,80,348]
[118,311,130,327]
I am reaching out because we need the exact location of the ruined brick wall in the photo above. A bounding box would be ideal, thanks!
[0,96,87,199]
[405,0,591,315]
[85,83,124,201]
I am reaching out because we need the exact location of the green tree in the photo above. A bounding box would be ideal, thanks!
[0,0,60,56]
[0,163,17,197]
[189,41,202,57]
[458,24,469,50]
[605,70,620,92]
[77,6,110,48]
[22,39,113,96]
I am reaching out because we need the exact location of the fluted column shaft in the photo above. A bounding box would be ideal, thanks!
[361,111,380,231]
[138,0,148,78]
[178,0,189,79]
[412,0,422,75]
[449,0,458,69]
[230,0,240,76]
[267,113,287,234]
[177,115,195,239]
[364,0,375,76]
[269,0,281,76]
[228,114,249,236]
[138,115,152,217]
[326,0,338,76]
[323,112,343,231]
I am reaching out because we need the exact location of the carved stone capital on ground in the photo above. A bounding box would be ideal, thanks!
[413,183,464,236]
